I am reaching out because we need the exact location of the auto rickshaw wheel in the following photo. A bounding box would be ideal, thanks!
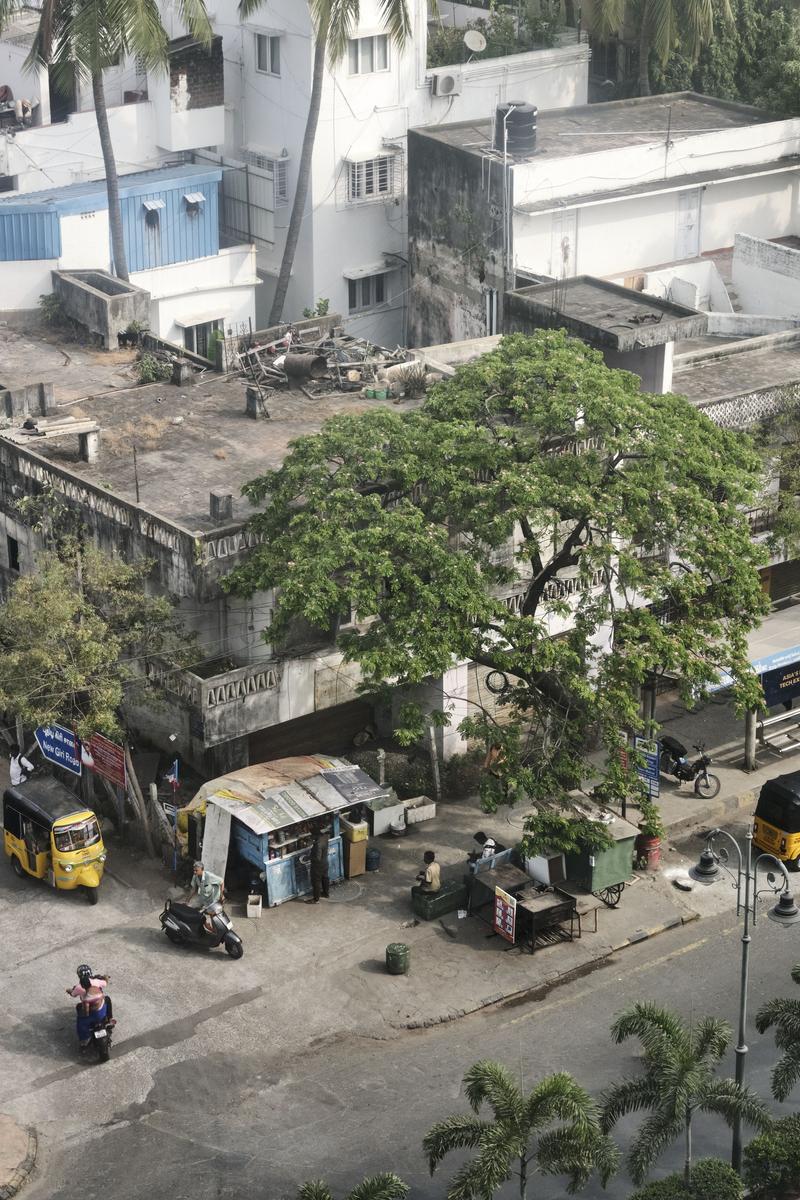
[85,886,99,905]
[10,856,25,878]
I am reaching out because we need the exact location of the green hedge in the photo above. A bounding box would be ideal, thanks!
[744,1115,800,1200]
[629,1159,743,1200]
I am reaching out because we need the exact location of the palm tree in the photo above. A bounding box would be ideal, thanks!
[423,1059,619,1200]
[601,1002,769,1186]
[755,962,800,1101]
[297,1175,409,1200]
[237,0,411,328]
[585,0,731,96]
[0,0,213,281]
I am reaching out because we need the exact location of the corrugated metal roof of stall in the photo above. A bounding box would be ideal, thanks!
[0,164,223,215]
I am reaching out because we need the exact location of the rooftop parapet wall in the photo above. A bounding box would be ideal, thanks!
[733,234,800,317]
[52,270,151,349]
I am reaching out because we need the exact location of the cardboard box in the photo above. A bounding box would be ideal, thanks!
[340,815,369,843]
[344,837,367,878]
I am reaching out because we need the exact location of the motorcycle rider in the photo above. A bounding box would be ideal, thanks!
[66,964,109,1048]
[187,860,223,933]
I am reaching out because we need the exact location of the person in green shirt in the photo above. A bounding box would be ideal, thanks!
[188,861,223,923]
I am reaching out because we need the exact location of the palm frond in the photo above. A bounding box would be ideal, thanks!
[526,1072,596,1133]
[0,0,24,36]
[679,0,715,60]
[626,1110,684,1186]
[444,1155,508,1200]
[600,1075,661,1132]
[170,0,212,47]
[347,1173,409,1200]
[312,0,358,63]
[237,0,261,17]
[646,0,678,65]
[377,0,410,46]
[423,1115,490,1174]
[611,1002,685,1059]
[582,0,625,38]
[756,997,800,1039]
[692,1016,732,1064]
[771,1046,800,1102]
[297,1183,334,1200]
[694,1077,770,1131]
[463,1060,523,1121]
[790,963,800,987]
[537,1126,620,1192]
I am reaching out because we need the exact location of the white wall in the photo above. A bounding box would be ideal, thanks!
[0,40,49,123]
[609,259,732,313]
[0,258,58,309]
[58,210,110,270]
[2,102,160,193]
[148,69,225,152]
[514,169,800,281]
[133,243,259,342]
[733,232,800,316]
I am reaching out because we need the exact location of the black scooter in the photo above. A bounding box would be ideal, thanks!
[659,735,721,798]
[77,998,116,1062]
[159,898,244,959]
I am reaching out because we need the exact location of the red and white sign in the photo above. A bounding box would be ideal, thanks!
[493,885,517,944]
[83,733,126,789]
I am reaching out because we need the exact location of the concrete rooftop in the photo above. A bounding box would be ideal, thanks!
[414,92,776,160]
[674,341,800,405]
[20,376,419,533]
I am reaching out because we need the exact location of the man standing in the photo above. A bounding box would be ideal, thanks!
[306,825,330,904]
[9,744,34,786]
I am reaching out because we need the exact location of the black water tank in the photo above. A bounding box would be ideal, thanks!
[494,102,537,157]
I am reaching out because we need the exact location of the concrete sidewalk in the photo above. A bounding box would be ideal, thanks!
[0,1116,36,1200]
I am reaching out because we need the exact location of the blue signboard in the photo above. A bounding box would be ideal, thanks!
[35,723,81,775]
[634,735,660,798]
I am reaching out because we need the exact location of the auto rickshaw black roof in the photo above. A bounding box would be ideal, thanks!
[756,771,800,835]
[3,776,90,828]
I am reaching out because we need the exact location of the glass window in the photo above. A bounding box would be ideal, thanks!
[348,273,389,313]
[347,34,389,75]
[256,33,280,75]
[53,818,101,853]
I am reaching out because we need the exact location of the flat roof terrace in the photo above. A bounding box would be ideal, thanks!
[413,93,777,160]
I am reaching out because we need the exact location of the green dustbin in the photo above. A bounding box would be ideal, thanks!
[386,942,410,975]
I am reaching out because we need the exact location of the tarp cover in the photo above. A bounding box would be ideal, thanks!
[181,755,390,835]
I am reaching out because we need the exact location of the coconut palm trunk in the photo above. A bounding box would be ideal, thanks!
[91,70,129,281]
[637,6,652,96]
[268,20,327,327]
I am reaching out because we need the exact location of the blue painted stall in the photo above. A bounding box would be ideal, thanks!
[186,756,390,907]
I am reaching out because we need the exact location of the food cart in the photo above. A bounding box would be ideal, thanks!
[563,813,638,907]
[181,755,391,906]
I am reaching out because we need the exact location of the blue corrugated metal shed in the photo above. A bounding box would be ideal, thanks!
[0,164,222,266]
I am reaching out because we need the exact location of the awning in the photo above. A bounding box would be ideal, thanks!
[183,192,206,204]
[142,198,165,211]
[345,148,394,164]
[173,311,224,329]
[342,260,395,280]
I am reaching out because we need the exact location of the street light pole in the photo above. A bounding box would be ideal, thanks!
[691,825,799,1176]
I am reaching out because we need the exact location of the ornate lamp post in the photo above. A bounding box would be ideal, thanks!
[690,825,800,1174]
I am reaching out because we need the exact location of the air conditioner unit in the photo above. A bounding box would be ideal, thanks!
[431,71,462,97]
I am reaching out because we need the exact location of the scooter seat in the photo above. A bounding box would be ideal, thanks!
[168,901,205,924]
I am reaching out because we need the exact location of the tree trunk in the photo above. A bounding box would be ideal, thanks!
[637,9,652,97]
[92,70,129,281]
[519,1154,528,1200]
[267,23,327,326]
[684,1108,692,1188]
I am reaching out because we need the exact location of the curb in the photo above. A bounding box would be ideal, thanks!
[400,912,699,1030]
[0,1126,37,1200]
[664,788,756,842]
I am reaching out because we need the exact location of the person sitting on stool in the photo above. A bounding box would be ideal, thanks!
[412,850,441,896]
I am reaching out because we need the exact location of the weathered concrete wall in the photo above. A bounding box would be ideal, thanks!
[408,128,507,347]
[0,380,53,418]
[733,233,800,316]
[52,270,151,348]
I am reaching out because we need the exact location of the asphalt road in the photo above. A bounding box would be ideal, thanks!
[13,902,800,1200]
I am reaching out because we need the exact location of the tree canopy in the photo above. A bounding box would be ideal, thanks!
[227,330,767,808]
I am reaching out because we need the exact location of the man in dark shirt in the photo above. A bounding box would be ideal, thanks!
[306,825,330,903]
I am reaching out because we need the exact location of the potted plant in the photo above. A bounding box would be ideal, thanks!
[635,798,666,871]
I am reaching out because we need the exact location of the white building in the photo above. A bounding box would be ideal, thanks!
[407,92,800,348]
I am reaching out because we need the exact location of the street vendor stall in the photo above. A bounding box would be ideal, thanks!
[563,813,637,908]
[181,755,391,906]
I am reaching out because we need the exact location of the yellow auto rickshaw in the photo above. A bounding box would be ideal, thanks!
[753,770,800,870]
[3,777,106,903]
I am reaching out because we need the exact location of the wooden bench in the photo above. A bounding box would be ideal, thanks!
[411,878,469,921]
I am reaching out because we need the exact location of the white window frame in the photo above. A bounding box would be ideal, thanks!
[348,272,388,313]
[347,155,394,204]
[255,32,281,76]
[347,34,389,75]
[241,149,289,206]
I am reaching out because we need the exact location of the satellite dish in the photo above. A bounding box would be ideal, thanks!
[464,29,487,53]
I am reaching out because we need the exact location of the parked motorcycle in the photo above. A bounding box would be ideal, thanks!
[159,898,244,959]
[659,735,721,798]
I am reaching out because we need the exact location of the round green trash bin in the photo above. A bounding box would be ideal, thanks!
[386,942,410,975]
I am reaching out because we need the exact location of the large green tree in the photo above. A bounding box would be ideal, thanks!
[601,1003,769,1185]
[227,331,767,809]
[0,0,212,281]
[423,1060,618,1200]
[586,0,732,95]
[237,0,410,327]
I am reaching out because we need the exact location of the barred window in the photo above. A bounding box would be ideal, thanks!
[241,149,289,204]
[347,156,393,203]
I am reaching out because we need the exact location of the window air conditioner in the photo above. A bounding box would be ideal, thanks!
[430,71,462,97]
